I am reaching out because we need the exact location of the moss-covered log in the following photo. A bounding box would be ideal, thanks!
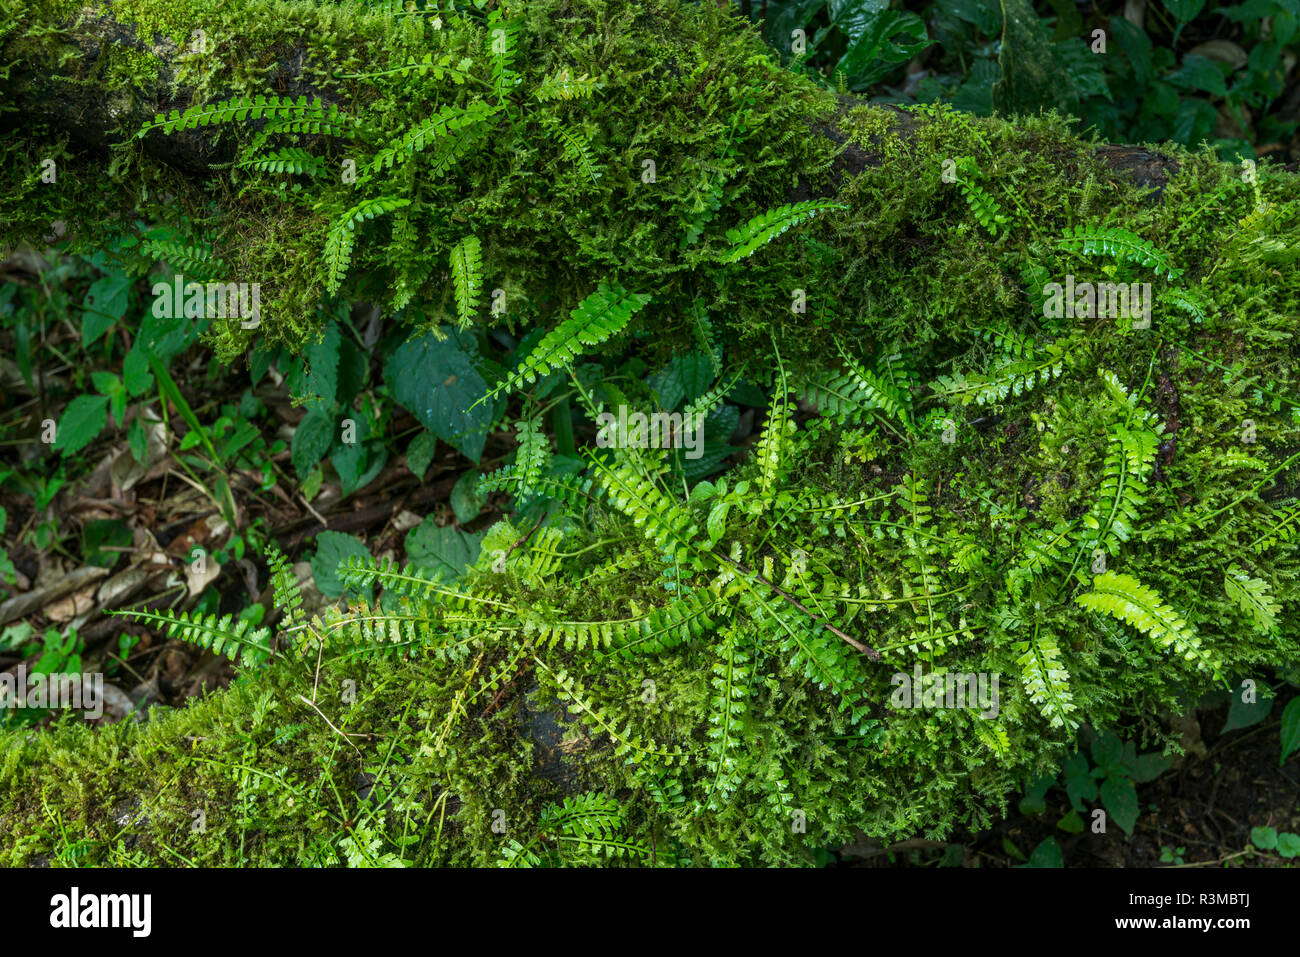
[2,0,1299,866]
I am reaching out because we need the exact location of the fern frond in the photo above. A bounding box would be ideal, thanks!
[1249,499,1300,554]
[142,239,225,281]
[369,102,499,173]
[931,343,1066,407]
[323,196,412,296]
[238,146,327,177]
[1075,572,1218,675]
[682,372,739,423]
[754,399,796,496]
[481,283,651,403]
[590,455,698,558]
[1224,564,1280,634]
[551,123,602,184]
[954,159,1009,236]
[138,94,348,138]
[1082,420,1159,555]
[1014,624,1078,731]
[741,582,863,702]
[449,234,484,329]
[113,608,273,668]
[334,53,472,84]
[1057,224,1183,279]
[715,201,847,263]
[267,545,305,631]
[488,11,524,102]
[512,418,551,500]
[833,340,914,429]
[534,67,601,101]
[705,624,749,805]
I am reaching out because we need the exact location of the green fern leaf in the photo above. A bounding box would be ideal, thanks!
[1057,224,1183,279]
[450,234,484,329]
[716,201,847,264]
[1075,571,1218,675]
[481,283,651,404]
[1224,564,1280,634]
[113,608,273,668]
[323,196,411,296]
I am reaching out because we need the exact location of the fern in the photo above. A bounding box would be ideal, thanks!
[370,102,499,173]
[267,546,305,632]
[142,239,226,281]
[704,623,749,806]
[509,417,551,501]
[552,123,602,184]
[1013,623,1078,731]
[1249,499,1300,553]
[1081,420,1160,557]
[138,94,348,138]
[1224,564,1280,634]
[481,283,651,404]
[715,201,847,263]
[334,53,472,85]
[534,67,601,102]
[590,455,698,558]
[1075,572,1218,676]
[238,147,327,177]
[954,159,1009,236]
[323,196,412,296]
[488,10,524,102]
[449,234,484,329]
[932,342,1066,407]
[754,399,796,496]
[113,608,273,669]
[1057,224,1183,279]
[498,793,648,867]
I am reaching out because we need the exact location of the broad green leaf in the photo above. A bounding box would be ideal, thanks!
[406,430,439,480]
[1167,54,1227,97]
[1100,777,1140,835]
[92,371,127,427]
[1163,0,1206,22]
[292,407,335,478]
[1110,16,1153,87]
[450,469,485,523]
[1129,752,1173,784]
[385,330,493,462]
[82,272,131,346]
[1021,836,1063,868]
[304,321,342,409]
[1251,825,1278,850]
[1281,698,1300,767]
[836,10,930,90]
[1222,684,1274,732]
[650,351,715,411]
[405,520,484,581]
[311,531,371,600]
[1057,810,1085,834]
[123,347,154,397]
[54,395,108,456]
